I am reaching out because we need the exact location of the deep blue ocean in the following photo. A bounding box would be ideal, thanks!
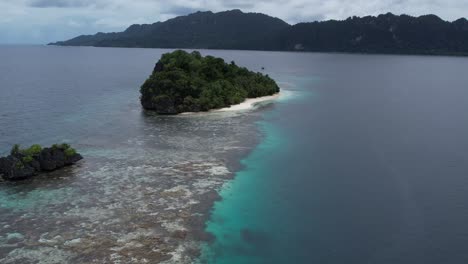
[1,46,468,263]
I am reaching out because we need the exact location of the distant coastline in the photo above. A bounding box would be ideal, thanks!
[49,10,468,57]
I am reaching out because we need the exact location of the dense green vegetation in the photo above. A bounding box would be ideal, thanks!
[10,143,77,165]
[140,50,279,114]
[52,143,77,157]
[11,144,42,165]
[50,10,468,56]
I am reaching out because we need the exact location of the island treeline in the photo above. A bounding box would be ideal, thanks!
[140,50,279,114]
[50,10,468,56]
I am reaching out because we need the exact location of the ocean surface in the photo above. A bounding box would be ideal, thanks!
[2,46,468,263]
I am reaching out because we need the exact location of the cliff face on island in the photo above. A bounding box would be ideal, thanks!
[0,144,83,181]
[140,50,279,114]
[50,10,468,56]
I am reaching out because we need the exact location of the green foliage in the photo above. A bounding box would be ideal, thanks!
[64,147,77,157]
[51,143,76,157]
[15,162,25,169]
[52,143,70,150]
[10,144,42,159]
[9,143,77,158]
[10,144,20,155]
[6,143,79,169]
[60,143,71,149]
[22,156,34,164]
[21,144,42,156]
[141,50,280,113]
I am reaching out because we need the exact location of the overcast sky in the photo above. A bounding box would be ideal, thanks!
[1,0,467,44]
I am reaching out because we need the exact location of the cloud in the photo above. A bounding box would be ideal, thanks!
[67,19,83,27]
[1,0,467,44]
[29,0,97,8]
[163,5,205,15]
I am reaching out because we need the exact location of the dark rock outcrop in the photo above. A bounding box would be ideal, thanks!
[0,156,37,181]
[38,147,82,171]
[0,145,83,181]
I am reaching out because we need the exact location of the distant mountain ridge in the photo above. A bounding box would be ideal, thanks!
[50,10,468,56]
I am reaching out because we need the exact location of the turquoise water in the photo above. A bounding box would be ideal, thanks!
[200,120,286,263]
[199,89,312,263]
[200,53,468,263]
[3,46,468,263]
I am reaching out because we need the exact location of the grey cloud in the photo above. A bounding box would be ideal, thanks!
[30,0,97,8]
[221,1,255,10]
[163,6,205,16]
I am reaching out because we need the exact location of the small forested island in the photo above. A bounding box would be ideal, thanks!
[140,50,280,114]
[0,144,83,181]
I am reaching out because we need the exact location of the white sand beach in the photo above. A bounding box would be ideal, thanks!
[213,93,280,112]
[179,93,281,115]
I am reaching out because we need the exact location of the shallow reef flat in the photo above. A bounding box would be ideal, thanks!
[0,109,266,263]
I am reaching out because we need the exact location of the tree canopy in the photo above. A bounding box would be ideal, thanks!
[140,50,279,114]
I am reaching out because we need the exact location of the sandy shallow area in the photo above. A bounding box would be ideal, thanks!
[214,93,280,112]
[0,105,264,264]
[180,93,280,116]
[0,91,282,264]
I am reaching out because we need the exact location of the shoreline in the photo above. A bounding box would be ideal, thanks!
[213,93,280,112]
[180,93,280,116]
[197,116,279,263]
[46,45,468,58]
